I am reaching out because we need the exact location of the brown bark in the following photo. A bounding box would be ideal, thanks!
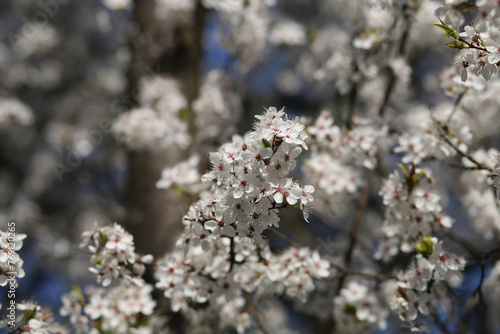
[124,0,205,257]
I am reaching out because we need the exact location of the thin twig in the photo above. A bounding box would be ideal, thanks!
[345,63,359,129]
[458,36,488,52]
[383,148,491,171]
[444,90,466,125]
[344,170,375,266]
[379,6,414,117]
[431,116,493,172]
[268,227,303,249]
[229,237,236,273]
[378,72,396,117]
[336,169,375,294]
[244,291,270,334]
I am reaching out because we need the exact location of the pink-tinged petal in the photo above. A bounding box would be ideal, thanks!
[274,191,284,203]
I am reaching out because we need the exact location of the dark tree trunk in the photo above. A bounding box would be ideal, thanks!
[124,0,205,256]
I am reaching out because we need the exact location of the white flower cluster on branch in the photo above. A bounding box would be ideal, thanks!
[58,223,162,334]
[60,284,164,334]
[154,236,331,332]
[180,107,314,250]
[437,1,500,81]
[79,223,154,287]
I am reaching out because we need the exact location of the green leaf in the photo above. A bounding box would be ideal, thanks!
[72,285,86,305]
[397,286,408,299]
[434,19,458,39]
[24,308,37,322]
[98,231,107,243]
[173,185,185,195]
[397,163,409,178]
[416,236,434,258]
[412,171,426,185]
[177,107,190,122]
[344,303,357,316]
[261,138,271,148]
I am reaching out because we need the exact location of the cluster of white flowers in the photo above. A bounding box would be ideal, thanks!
[149,106,340,331]
[352,5,394,50]
[154,237,255,329]
[307,110,389,170]
[265,247,331,302]
[79,223,154,287]
[334,281,388,333]
[393,103,473,165]
[59,223,164,333]
[303,152,361,216]
[298,1,416,96]
[154,234,330,332]
[303,110,386,217]
[384,237,466,329]
[0,98,34,127]
[113,76,191,150]
[60,284,163,334]
[437,1,500,81]
[298,25,351,94]
[179,107,314,250]
[375,167,453,261]
[439,61,500,141]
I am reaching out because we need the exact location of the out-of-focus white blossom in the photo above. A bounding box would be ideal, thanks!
[113,76,191,150]
[269,19,307,46]
[193,70,242,141]
[155,0,195,26]
[334,280,388,333]
[103,0,131,10]
[0,98,34,127]
[14,24,59,57]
